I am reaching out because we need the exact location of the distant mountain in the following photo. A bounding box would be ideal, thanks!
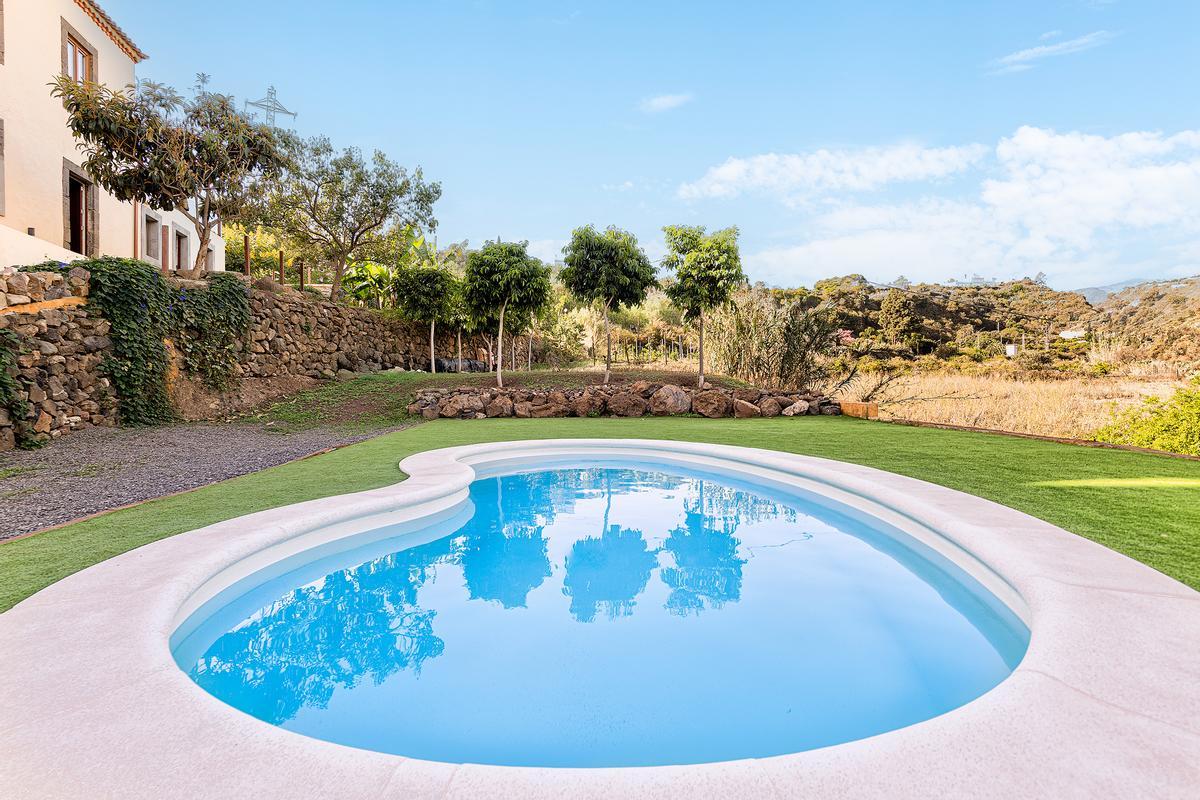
[1073,278,1147,305]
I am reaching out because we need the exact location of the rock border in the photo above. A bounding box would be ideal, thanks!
[407,381,841,420]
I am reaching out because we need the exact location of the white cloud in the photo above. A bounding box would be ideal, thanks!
[601,180,636,192]
[678,143,987,202]
[737,127,1200,288]
[990,30,1115,75]
[639,93,694,113]
[1040,30,1062,41]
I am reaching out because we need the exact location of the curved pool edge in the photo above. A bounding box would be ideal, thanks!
[2,439,1198,799]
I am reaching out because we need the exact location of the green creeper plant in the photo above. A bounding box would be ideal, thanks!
[662,225,746,387]
[462,242,551,387]
[560,225,657,384]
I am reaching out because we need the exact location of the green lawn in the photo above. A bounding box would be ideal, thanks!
[2,416,1198,612]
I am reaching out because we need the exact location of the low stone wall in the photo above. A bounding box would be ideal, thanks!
[408,381,841,420]
[0,269,116,449]
[243,287,488,380]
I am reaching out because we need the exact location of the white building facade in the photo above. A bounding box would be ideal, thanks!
[0,0,224,271]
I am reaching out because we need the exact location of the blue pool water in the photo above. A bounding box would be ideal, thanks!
[172,463,1029,767]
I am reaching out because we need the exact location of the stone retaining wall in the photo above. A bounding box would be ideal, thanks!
[0,268,116,450]
[243,287,490,380]
[408,381,841,420]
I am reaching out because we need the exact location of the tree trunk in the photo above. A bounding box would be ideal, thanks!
[697,312,705,388]
[527,334,533,370]
[430,319,437,374]
[191,224,212,274]
[496,302,506,388]
[603,302,612,385]
[457,328,463,373]
[329,256,347,301]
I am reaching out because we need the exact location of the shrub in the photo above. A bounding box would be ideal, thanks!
[1095,376,1200,456]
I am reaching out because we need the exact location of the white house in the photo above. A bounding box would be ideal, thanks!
[0,0,224,271]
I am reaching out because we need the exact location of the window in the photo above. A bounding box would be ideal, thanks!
[144,215,160,260]
[65,35,91,81]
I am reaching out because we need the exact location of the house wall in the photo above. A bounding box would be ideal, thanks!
[0,0,223,271]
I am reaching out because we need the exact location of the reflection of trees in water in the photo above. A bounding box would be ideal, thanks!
[188,468,797,723]
[186,536,453,725]
[563,525,658,623]
[458,475,553,608]
[660,507,746,616]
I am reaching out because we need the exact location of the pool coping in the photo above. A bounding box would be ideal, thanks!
[1,438,1197,798]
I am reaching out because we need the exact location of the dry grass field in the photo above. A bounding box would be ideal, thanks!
[856,373,1183,439]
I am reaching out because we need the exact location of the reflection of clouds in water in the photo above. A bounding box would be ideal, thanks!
[562,525,658,623]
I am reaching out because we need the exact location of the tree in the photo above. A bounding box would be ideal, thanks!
[560,225,657,384]
[52,75,286,274]
[662,225,745,387]
[392,242,458,373]
[879,289,918,344]
[462,242,551,387]
[258,136,440,300]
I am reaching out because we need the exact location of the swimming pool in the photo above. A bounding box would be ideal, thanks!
[171,459,1029,768]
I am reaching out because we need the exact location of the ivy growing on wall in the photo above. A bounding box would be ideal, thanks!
[85,258,177,424]
[23,258,251,424]
[0,328,35,447]
[172,273,251,390]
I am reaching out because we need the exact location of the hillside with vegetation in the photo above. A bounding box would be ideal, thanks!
[1097,276,1200,367]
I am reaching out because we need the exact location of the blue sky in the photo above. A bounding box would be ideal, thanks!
[102,0,1200,289]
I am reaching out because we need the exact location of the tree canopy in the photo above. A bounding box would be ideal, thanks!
[662,225,745,386]
[258,136,440,299]
[560,225,657,383]
[52,75,286,273]
[463,242,551,386]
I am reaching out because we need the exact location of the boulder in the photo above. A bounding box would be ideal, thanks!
[531,400,570,418]
[758,396,784,417]
[439,393,484,418]
[692,390,732,418]
[782,399,810,417]
[733,388,764,403]
[571,390,606,417]
[628,380,660,398]
[649,384,691,415]
[484,395,514,417]
[513,401,534,418]
[733,399,761,418]
[608,391,648,417]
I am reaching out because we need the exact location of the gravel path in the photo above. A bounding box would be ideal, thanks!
[0,422,410,539]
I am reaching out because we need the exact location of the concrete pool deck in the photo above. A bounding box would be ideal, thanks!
[1,439,1197,798]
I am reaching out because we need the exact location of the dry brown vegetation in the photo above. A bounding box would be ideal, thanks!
[848,372,1183,439]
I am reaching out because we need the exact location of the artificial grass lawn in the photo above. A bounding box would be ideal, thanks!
[3,416,1199,612]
